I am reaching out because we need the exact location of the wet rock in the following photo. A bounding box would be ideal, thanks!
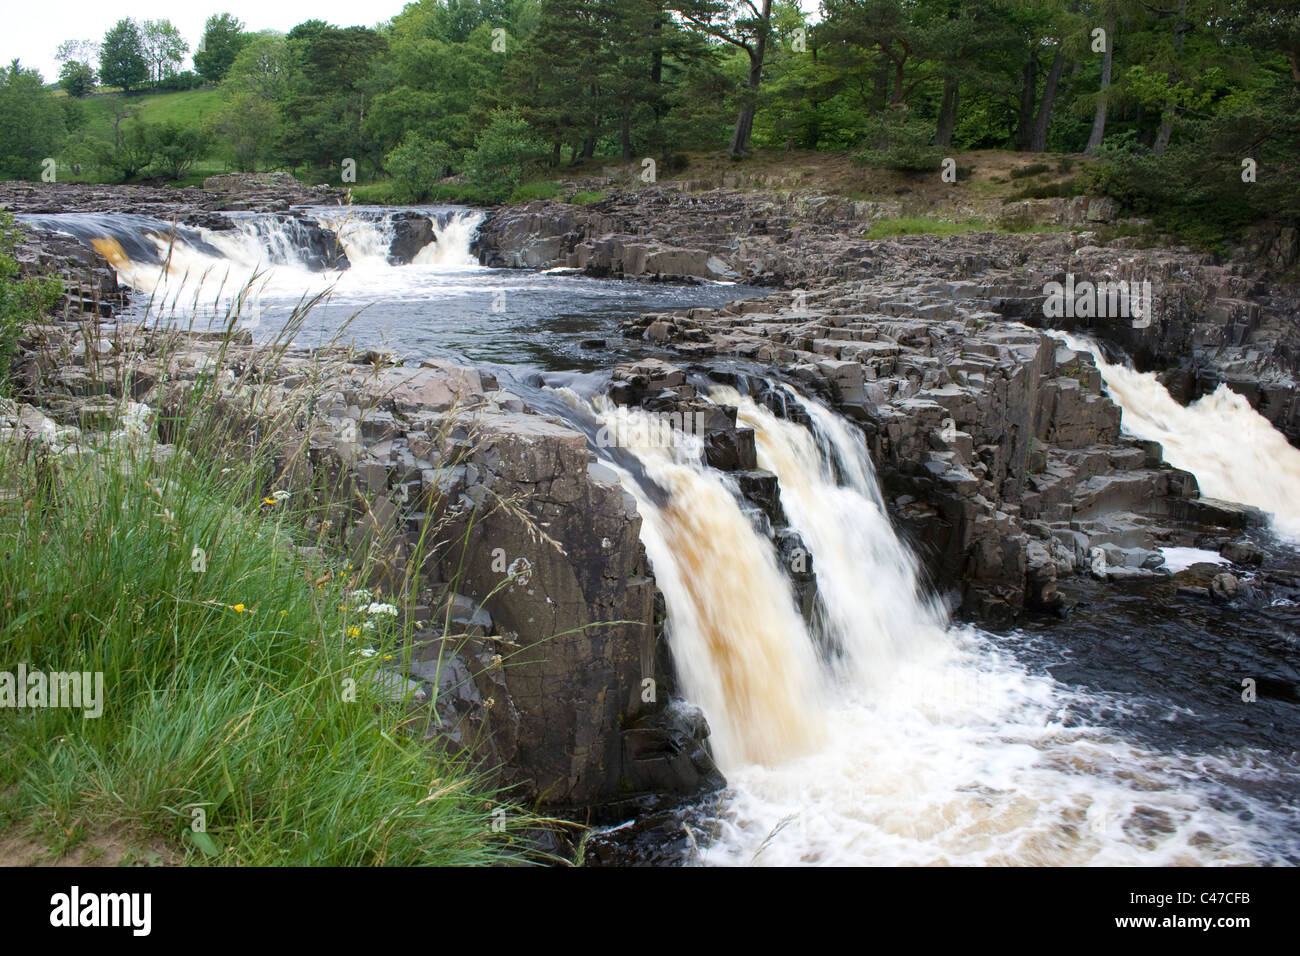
[387,212,435,264]
[1220,539,1264,567]
[1209,572,1241,603]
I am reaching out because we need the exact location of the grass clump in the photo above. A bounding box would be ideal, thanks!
[0,301,543,865]
[508,181,562,203]
[570,190,606,206]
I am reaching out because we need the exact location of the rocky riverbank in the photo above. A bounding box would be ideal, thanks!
[6,173,1298,817]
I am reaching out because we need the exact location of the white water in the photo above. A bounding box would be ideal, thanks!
[94,209,486,312]
[588,386,1291,865]
[1052,331,1300,540]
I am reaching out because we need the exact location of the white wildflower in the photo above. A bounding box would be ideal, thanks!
[365,602,398,616]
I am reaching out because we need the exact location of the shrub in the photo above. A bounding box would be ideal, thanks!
[852,109,943,173]
[465,112,548,202]
[384,131,457,202]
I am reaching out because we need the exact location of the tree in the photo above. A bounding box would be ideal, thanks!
[0,61,67,180]
[58,60,97,97]
[55,39,99,67]
[152,123,209,179]
[223,33,293,102]
[140,20,189,84]
[195,13,252,83]
[465,110,548,199]
[209,92,278,171]
[670,0,775,156]
[99,19,149,92]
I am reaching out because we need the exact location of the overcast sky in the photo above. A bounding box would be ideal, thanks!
[5,1,824,85]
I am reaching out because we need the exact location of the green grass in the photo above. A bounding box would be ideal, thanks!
[864,216,1070,239]
[76,89,225,146]
[570,190,606,206]
[349,181,496,206]
[0,310,544,865]
[508,181,562,203]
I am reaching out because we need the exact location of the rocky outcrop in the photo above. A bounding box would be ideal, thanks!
[610,286,1266,623]
[476,187,1300,443]
[12,323,721,810]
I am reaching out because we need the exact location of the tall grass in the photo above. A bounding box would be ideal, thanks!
[0,283,546,865]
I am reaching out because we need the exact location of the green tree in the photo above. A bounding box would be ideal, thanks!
[209,92,279,171]
[195,13,252,83]
[152,122,210,179]
[99,19,149,92]
[670,0,776,156]
[0,61,67,180]
[58,60,96,97]
[465,110,547,199]
[140,19,189,84]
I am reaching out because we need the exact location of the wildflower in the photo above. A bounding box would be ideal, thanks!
[280,610,287,617]
[365,602,398,617]
[262,497,277,506]
[348,589,372,604]
[271,490,290,502]
[232,603,246,613]
[490,654,503,669]
[347,627,360,638]
[359,648,377,658]
[362,620,376,631]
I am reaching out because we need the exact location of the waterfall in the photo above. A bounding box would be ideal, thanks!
[19,207,486,306]
[587,397,825,767]
[582,383,1290,865]
[1051,331,1300,540]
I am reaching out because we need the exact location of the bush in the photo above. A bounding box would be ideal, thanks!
[465,111,548,202]
[151,122,210,180]
[58,61,97,98]
[1010,162,1051,180]
[383,132,457,202]
[852,109,943,173]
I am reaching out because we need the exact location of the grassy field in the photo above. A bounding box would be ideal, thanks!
[73,89,225,143]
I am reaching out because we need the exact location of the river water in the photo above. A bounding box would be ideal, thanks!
[22,205,1300,866]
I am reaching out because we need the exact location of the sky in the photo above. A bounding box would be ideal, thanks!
[4,1,825,86]
[3,2,410,82]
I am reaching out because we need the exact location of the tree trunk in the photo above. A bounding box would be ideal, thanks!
[727,0,772,157]
[1016,48,1039,150]
[581,133,596,159]
[935,76,959,147]
[1030,45,1066,152]
[1153,0,1188,155]
[1085,28,1114,154]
